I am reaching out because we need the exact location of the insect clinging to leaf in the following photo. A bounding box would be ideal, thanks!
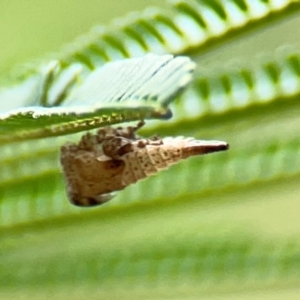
[60,121,229,207]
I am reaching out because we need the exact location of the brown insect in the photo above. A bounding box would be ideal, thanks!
[60,121,229,206]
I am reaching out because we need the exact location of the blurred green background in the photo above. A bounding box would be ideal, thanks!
[0,0,166,75]
[1,0,300,75]
[1,1,300,299]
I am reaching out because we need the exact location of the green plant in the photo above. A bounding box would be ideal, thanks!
[1,0,300,299]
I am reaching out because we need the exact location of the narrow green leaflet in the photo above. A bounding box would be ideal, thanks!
[0,54,195,144]
[46,0,300,68]
[167,49,300,124]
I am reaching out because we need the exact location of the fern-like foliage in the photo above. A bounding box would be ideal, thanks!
[0,54,194,143]
[1,0,300,299]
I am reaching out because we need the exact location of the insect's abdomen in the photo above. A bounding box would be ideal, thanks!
[120,137,228,186]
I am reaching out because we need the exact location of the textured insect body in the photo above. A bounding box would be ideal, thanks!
[60,121,229,207]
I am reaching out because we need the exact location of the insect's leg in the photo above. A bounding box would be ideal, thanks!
[102,136,133,159]
[134,120,145,131]
[78,132,98,151]
[116,120,145,139]
[95,126,119,143]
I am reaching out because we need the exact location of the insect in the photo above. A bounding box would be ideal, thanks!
[60,121,229,207]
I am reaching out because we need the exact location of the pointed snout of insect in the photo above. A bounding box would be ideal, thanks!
[201,140,229,152]
[183,140,229,158]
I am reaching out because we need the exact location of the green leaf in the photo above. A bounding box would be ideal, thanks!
[0,54,195,144]
[167,49,300,124]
